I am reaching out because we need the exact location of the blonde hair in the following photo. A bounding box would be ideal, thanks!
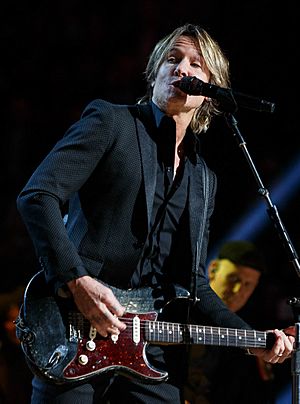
[138,23,230,134]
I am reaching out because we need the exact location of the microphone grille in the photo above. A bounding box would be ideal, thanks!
[178,76,200,95]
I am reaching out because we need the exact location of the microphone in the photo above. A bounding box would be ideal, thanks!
[173,76,275,114]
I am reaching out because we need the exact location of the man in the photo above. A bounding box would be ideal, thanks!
[16,23,294,403]
[208,240,264,313]
[185,240,276,404]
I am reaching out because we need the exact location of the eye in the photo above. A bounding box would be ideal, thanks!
[167,56,177,64]
[227,274,240,284]
[191,61,202,69]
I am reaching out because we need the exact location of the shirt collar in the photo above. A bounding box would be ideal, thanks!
[151,101,165,128]
[150,101,200,162]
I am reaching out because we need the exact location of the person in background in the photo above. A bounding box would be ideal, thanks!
[16,23,294,404]
[185,240,277,404]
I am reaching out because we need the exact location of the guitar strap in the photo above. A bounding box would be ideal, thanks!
[190,159,210,303]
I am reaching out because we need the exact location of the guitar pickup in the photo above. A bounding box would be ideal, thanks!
[133,315,140,344]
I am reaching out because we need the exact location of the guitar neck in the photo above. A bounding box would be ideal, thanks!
[145,320,268,349]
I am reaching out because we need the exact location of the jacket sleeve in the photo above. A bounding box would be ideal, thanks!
[16,99,116,284]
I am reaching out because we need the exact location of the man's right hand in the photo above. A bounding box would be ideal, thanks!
[67,276,126,337]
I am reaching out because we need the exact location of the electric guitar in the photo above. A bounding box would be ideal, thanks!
[16,271,273,385]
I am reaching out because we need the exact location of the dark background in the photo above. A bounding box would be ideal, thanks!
[0,1,299,402]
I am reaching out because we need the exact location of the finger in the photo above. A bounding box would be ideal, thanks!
[279,330,294,352]
[107,325,121,335]
[288,335,295,348]
[273,329,293,357]
[108,301,126,317]
[268,350,286,364]
[95,319,124,338]
[109,313,126,331]
[283,326,296,337]
[99,288,125,317]
[101,305,126,331]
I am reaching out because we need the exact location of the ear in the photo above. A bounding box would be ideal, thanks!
[208,260,218,281]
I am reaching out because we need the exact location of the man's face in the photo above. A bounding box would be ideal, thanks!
[151,35,210,115]
[208,259,261,312]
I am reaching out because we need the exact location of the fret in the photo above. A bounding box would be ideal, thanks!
[176,323,183,343]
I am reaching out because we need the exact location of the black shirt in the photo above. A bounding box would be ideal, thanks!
[132,102,199,289]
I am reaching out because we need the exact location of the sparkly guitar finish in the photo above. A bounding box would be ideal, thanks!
[16,271,272,384]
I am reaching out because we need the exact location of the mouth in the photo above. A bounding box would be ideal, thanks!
[171,80,188,96]
[223,291,234,303]
[171,80,182,88]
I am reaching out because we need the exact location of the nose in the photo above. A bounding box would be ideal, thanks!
[174,59,189,77]
[232,282,241,294]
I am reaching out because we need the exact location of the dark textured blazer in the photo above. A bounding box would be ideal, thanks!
[17,99,249,330]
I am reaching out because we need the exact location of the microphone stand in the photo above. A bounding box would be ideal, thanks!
[224,112,300,404]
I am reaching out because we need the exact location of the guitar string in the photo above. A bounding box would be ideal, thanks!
[77,317,267,345]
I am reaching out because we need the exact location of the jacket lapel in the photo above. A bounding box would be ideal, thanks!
[134,104,157,229]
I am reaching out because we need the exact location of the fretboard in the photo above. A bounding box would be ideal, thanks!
[145,320,267,348]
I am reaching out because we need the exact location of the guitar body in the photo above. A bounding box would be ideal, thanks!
[16,271,190,384]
